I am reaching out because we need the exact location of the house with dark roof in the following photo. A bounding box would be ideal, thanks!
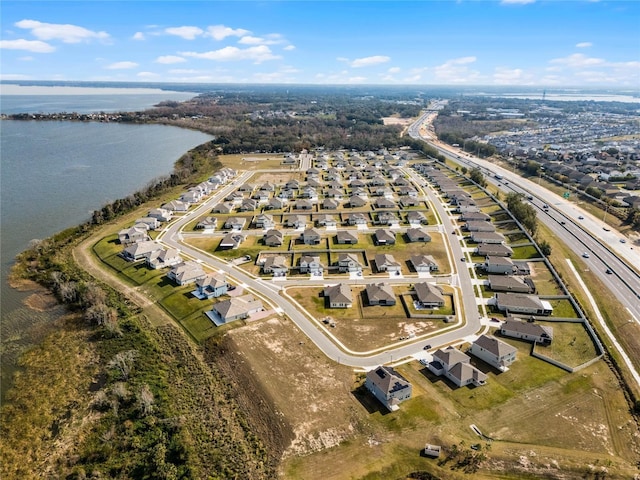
[406,228,431,243]
[210,294,263,324]
[121,241,162,262]
[336,230,359,245]
[193,273,228,299]
[337,253,362,273]
[347,213,368,225]
[414,282,445,308]
[219,233,245,250]
[365,366,412,411]
[195,216,218,231]
[469,335,517,372]
[483,256,516,274]
[254,213,275,229]
[465,221,496,233]
[500,317,553,345]
[262,255,289,276]
[470,231,506,244]
[374,229,396,245]
[263,229,284,247]
[429,346,487,388]
[322,198,340,210]
[224,217,246,231]
[366,283,396,306]
[476,243,513,257]
[406,211,427,224]
[118,225,150,245]
[302,228,322,245]
[286,215,307,228]
[493,293,553,316]
[315,214,337,227]
[146,248,182,270]
[410,254,439,272]
[374,253,401,273]
[299,255,324,275]
[488,275,534,294]
[324,283,353,308]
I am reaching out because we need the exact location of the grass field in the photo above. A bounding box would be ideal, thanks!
[534,320,600,367]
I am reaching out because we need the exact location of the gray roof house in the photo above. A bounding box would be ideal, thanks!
[406,211,427,224]
[488,275,534,294]
[219,233,245,250]
[121,241,162,262]
[136,216,160,230]
[322,198,340,210]
[302,228,322,245]
[167,261,207,286]
[299,255,324,275]
[374,229,396,245]
[429,347,487,388]
[224,217,246,231]
[377,211,399,226]
[406,228,431,243]
[348,195,367,208]
[365,366,412,411]
[195,216,218,231]
[147,208,172,222]
[469,334,517,372]
[262,255,289,276]
[146,247,182,270]
[212,202,234,214]
[347,213,368,225]
[410,254,439,272]
[336,230,359,244]
[254,213,275,229]
[194,273,228,299]
[366,283,396,306]
[324,283,353,308]
[493,293,553,316]
[483,256,516,274]
[118,225,150,245]
[476,243,513,257]
[500,317,553,345]
[374,253,401,273]
[337,253,362,273]
[286,215,308,228]
[211,294,263,325]
[315,214,337,227]
[162,199,190,212]
[470,231,506,244]
[263,229,284,247]
[465,221,496,233]
[414,282,445,308]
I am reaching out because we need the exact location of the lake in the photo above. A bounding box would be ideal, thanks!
[0,88,213,396]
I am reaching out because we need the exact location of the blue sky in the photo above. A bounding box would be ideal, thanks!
[1,1,639,87]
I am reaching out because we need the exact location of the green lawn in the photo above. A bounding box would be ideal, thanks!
[510,245,540,259]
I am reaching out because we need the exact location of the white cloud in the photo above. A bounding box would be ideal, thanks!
[238,33,285,46]
[575,42,592,48]
[181,45,280,63]
[0,39,55,53]
[137,71,160,78]
[155,55,186,64]
[165,26,204,40]
[206,25,250,41]
[433,56,482,83]
[19,56,34,61]
[105,61,138,70]
[15,19,109,43]
[550,53,604,68]
[0,73,32,80]
[501,0,536,4]
[132,32,145,41]
[388,67,401,74]
[350,55,391,68]
[168,69,200,74]
[283,45,296,51]
[493,67,534,85]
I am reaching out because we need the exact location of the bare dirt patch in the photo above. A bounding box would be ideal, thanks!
[23,292,59,312]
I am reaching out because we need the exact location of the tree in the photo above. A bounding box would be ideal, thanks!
[539,240,552,256]
[469,168,487,188]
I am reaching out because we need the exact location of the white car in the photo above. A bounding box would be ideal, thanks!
[582,252,590,258]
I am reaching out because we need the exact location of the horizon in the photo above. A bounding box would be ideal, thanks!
[1,1,638,88]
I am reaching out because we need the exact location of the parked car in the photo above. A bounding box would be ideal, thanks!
[423,344,432,350]
[460,257,466,262]
[582,252,589,258]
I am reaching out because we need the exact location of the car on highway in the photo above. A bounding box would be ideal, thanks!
[603,227,611,231]
[423,344,432,350]
[582,252,590,258]
[620,239,627,243]
[606,268,613,274]
[560,221,566,225]
[578,215,584,220]
[460,257,466,262]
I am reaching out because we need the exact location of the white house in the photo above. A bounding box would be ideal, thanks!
[469,335,517,372]
[365,366,412,411]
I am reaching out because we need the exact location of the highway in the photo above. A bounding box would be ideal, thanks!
[408,109,640,327]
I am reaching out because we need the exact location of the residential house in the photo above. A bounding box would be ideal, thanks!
[488,275,534,294]
[238,198,257,212]
[294,199,314,211]
[410,254,439,272]
[399,197,421,207]
[347,213,368,226]
[348,195,367,208]
[324,283,353,308]
[337,253,363,273]
[469,335,517,372]
[118,225,150,245]
[465,221,496,233]
[470,231,506,244]
[195,216,218,231]
[377,211,399,226]
[322,198,339,210]
[259,182,275,192]
[136,217,160,230]
[374,253,401,273]
[302,228,322,245]
[325,188,344,199]
[406,228,431,243]
[429,347,487,388]
[180,190,202,204]
[483,256,516,274]
[315,214,337,227]
[374,229,396,245]
[375,198,396,209]
[212,202,234,214]
[266,198,285,210]
[336,230,359,245]
[286,215,308,229]
[237,183,255,192]
[219,233,245,250]
[254,213,275,230]
[262,255,289,276]
[211,294,263,324]
[414,282,445,308]
[146,248,182,270]
[224,217,246,231]
[476,243,513,257]
[147,208,172,222]
[194,273,228,299]
[460,211,491,222]
[500,317,553,345]
[301,187,318,200]
[263,229,284,247]
[493,293,553,316]
[121,241,162,262]
[364,366,412,411]
[366,283,396,306]
[299,255,324,275]
[162,199,190,212]
[406,211,427,225]
[252,190,270,203]
[167,261,207,286]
